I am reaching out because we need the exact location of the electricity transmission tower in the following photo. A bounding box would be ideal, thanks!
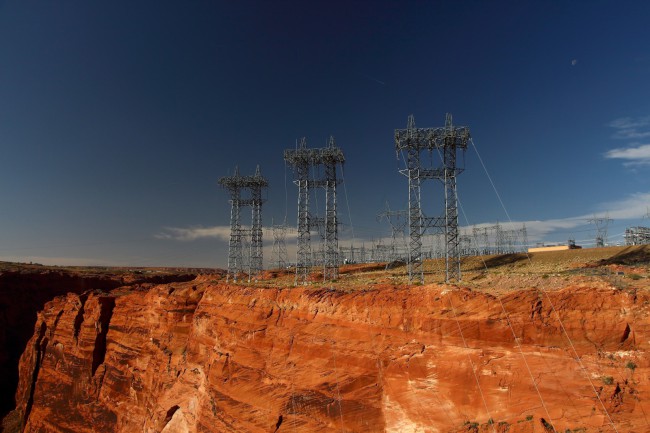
[321,136,344,280]
[271,219,290,269]
[219,165,268,282]
[394,113,470,283]
[472,227,489,255]
[285,138,312,283]
[284,137,344,283]
[521,223,529,252]
[588,215,613,247]
[377,201,408,261]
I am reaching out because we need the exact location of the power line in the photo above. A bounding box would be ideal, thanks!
[469,137,620,432]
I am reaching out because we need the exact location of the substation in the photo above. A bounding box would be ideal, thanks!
[219,114,649,284]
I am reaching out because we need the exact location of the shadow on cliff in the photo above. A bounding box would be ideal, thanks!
[0,269,197,425]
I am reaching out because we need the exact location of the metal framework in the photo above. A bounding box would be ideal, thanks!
[395,113,470,283]
[625,226,650,246]
[322,137,344,280]
[218,165,268,282]
[588,215,613,247]
[377,201,408,261]
[284,137,344,283]
[271,220,289,269]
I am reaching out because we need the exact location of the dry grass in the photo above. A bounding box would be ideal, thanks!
[4,245,650,294]
[249,245,650,293]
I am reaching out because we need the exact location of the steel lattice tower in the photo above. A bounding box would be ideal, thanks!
[395,113,470,283]
[248,166,267,280]
[219,166,244,281]
[284,137,344,284]
[219,165,268,282]
[377,201,408,261]
[321,136,344,280]
[521,223,529,252]
[284,138,313,284]
[271,220,289,269]
[395,115,424,281]
[441,114,463,281]
[589,215,613,247]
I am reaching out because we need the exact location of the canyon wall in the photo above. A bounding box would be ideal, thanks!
[4,276,649,432]
[0,268,197,423]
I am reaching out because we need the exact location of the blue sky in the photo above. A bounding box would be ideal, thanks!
[0,1,649,267]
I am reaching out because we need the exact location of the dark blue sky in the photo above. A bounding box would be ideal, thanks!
[1,1,649,267]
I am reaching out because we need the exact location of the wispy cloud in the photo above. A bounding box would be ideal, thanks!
[605,116,650,165]
[469,192,650,243]
[158,193,650,251]
[155,225,233,241]
[605,143,650,165]
[156,225,298,242]
[608,115,650,140]
[594,192,650,220]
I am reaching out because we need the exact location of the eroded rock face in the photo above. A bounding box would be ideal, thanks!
[6,278,650,432]
[0,267,198,427]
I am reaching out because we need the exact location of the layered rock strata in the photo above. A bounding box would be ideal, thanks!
[0,268,197,422]
[5,278,649,432]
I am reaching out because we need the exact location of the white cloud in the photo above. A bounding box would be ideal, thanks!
[461,192,650,243]
[155,225,233,241]
[594,192,650,220]
[608,116,650,140]
[608,116,650,130]
[613,130,650,140]
[604,143,650,165]
[156,225,298,242]
[158,193,650,257]
[606,115,650,165]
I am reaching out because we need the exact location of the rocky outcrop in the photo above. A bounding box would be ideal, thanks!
[5,278,650,432]
[0,267,198,424]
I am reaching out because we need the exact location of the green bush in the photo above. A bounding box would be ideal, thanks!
[602,376,614,385]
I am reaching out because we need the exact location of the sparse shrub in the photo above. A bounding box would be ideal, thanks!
[526,415,533,421]
[540,418,555,432]
[602,376,614,385]
[487,418,494,425]
[626,361,637,371]
[628,273,642,280]
[463,420,479,432]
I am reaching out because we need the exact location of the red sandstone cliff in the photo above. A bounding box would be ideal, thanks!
[4,276,649,432]
[0,265,199,426]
